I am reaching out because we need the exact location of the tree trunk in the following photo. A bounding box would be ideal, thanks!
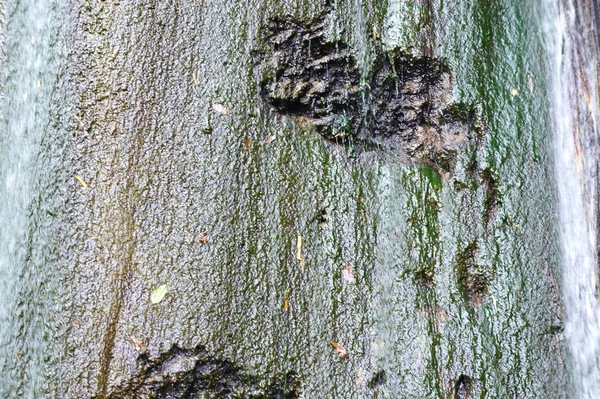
[0,0,567,397]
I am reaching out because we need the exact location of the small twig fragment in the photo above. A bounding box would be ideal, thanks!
[491,294,497,313]
[74,175,88,188]
[130,335,148,355]
[528,76,534,93]
[284,297,289,311]
[296,234,305,271]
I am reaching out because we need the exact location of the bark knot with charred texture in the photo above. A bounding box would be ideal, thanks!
[105,344,299,399]
[253,13,478,173]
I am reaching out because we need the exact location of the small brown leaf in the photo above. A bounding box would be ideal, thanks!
[130,335,148,354]
[330,341,349,359]
[342,262,356,285]
[283,297,289,311]
[212,103,231,115]
[245,136,252,152]
[199,232,210,244]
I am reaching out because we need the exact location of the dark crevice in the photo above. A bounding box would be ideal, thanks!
[456,241,490,306]
[454,374,474,399]
[480,167,500,225]
[96,205,138,399]
[368,370,386,389]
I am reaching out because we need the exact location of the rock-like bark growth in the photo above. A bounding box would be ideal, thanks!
[252,15,361,139]
[106,345,299,399]
[253,13,476,172]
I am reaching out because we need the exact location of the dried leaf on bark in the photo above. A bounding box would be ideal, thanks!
[150,284,168,304]
[330,341,349,359]
[342,262,356,284]
[199,232,210,244]
[212,103,231,115]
